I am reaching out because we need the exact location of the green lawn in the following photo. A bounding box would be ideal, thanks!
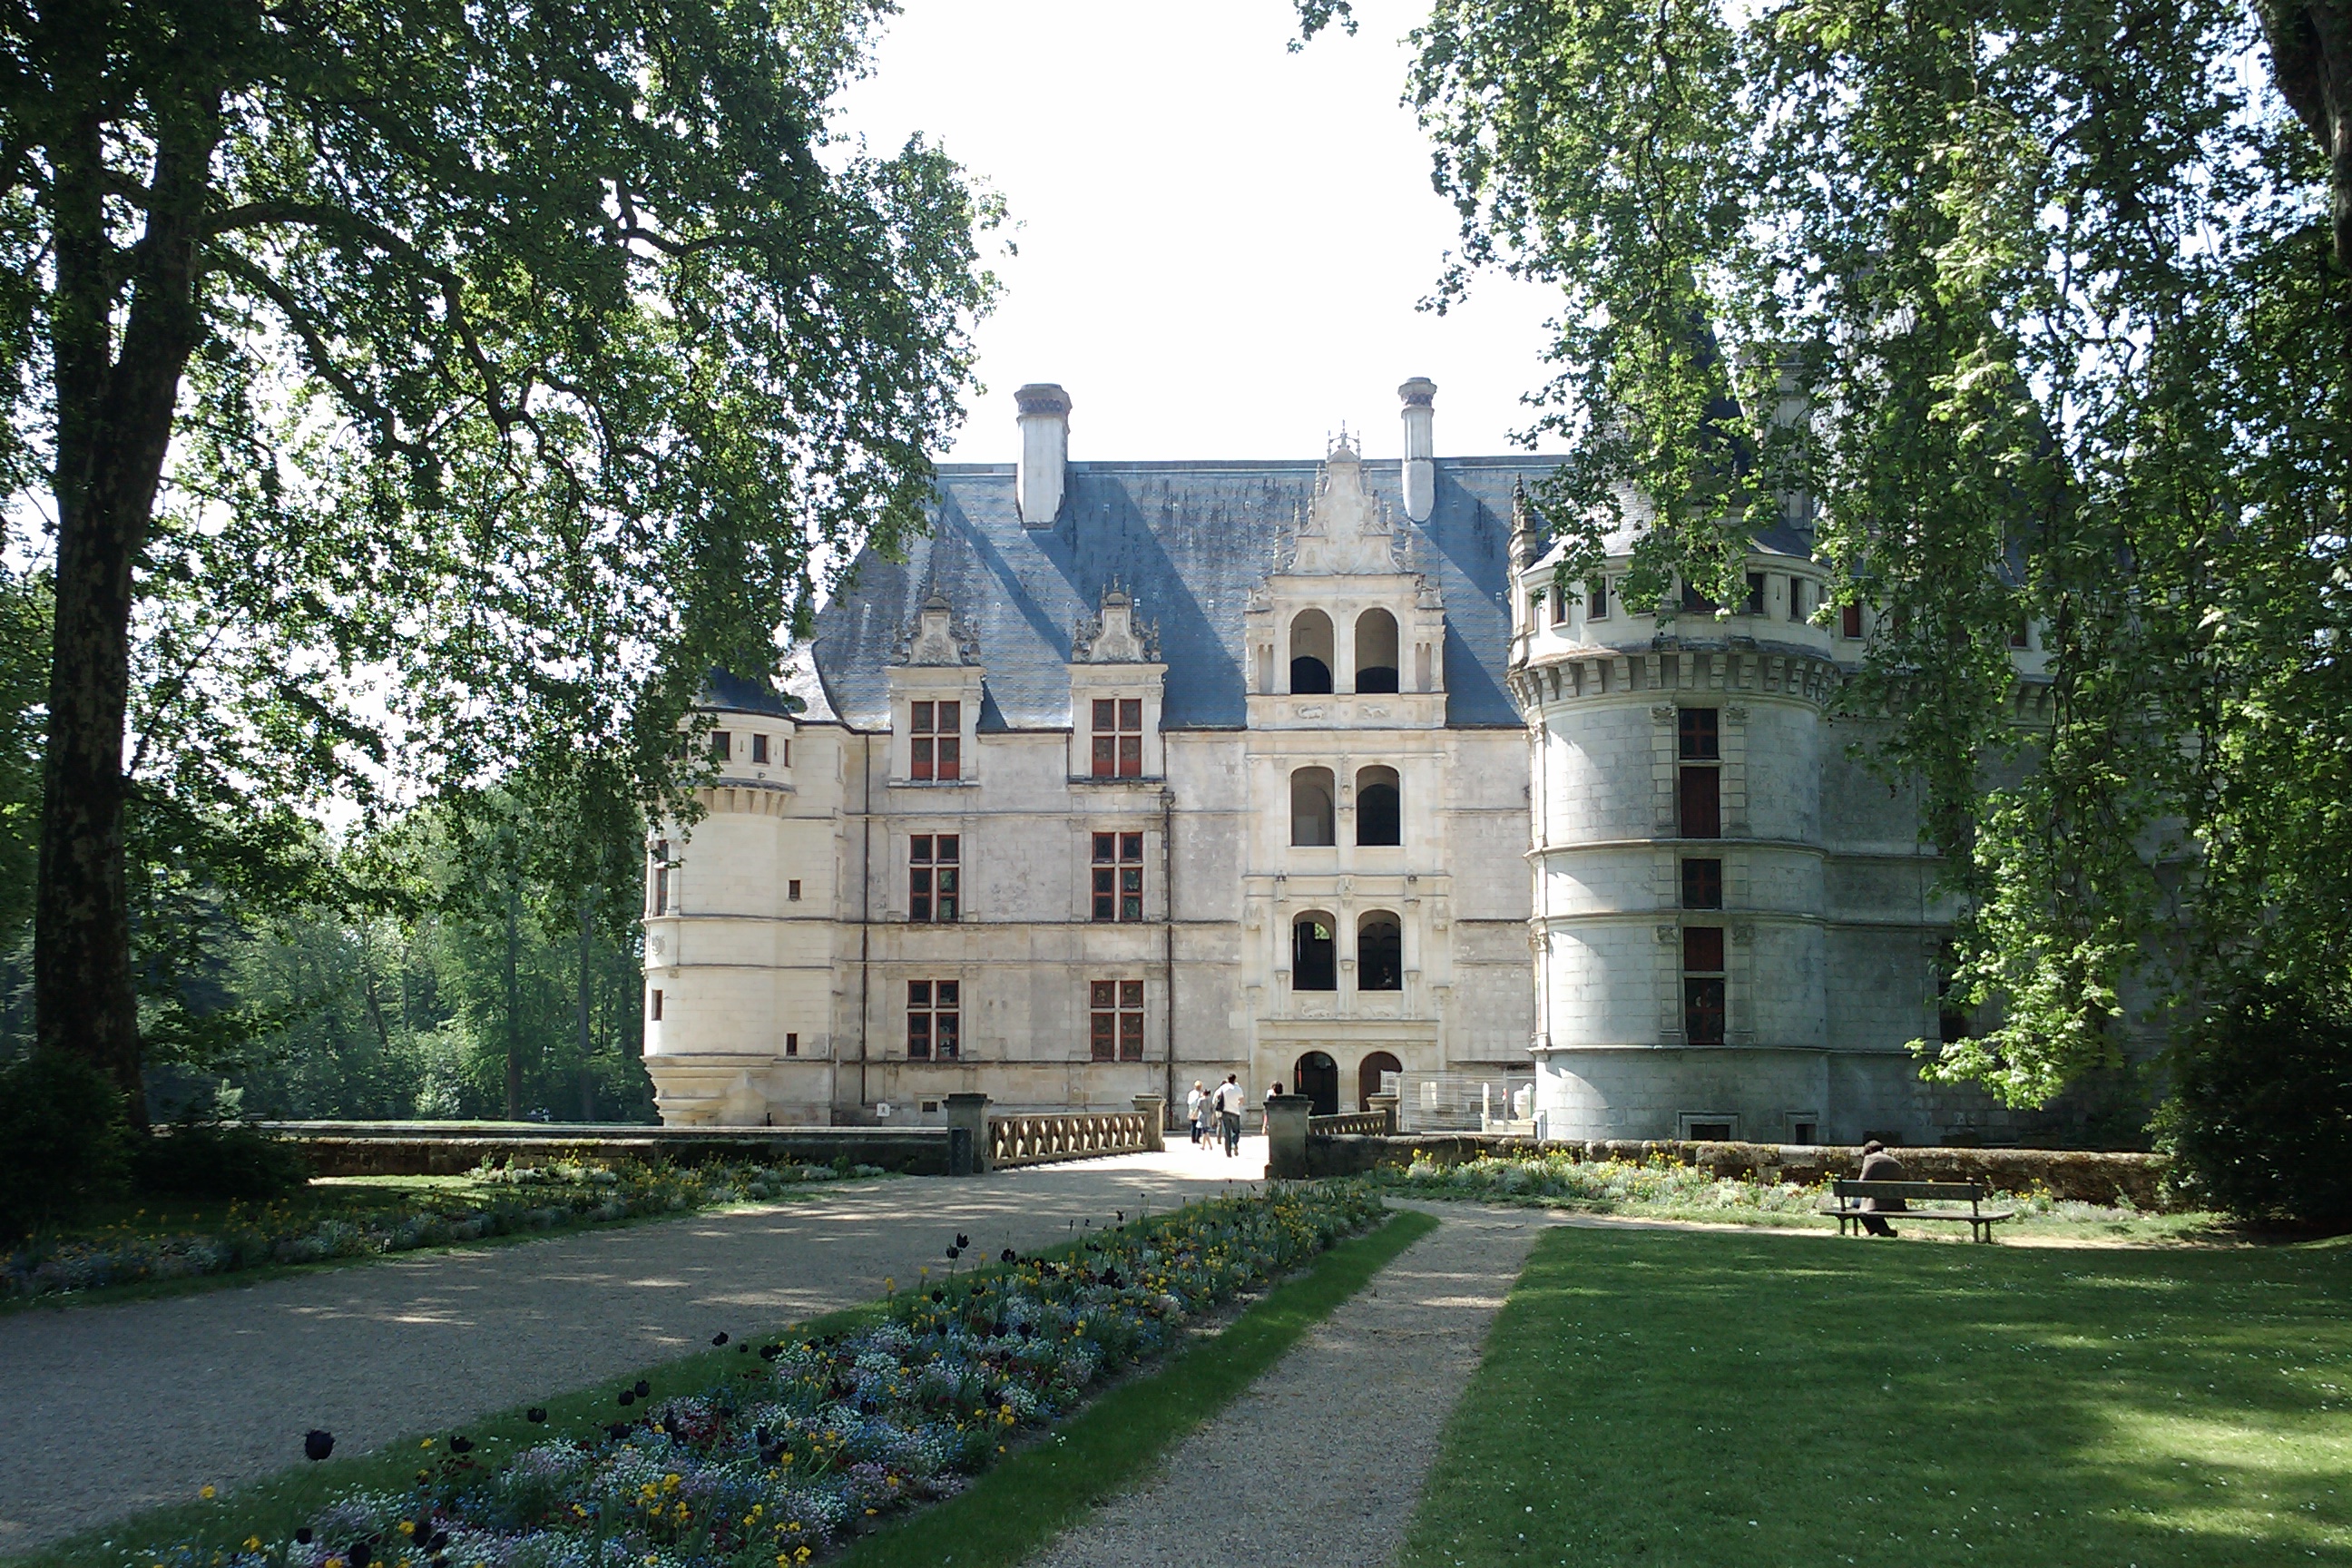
[1401,1227,2352,1567]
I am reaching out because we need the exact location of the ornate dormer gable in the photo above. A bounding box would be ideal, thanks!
[1284,433,1413,578]
[885,591,984,785]
[896,592,979,667]
[1071,586,1161,664]
[1066,585,1169,781]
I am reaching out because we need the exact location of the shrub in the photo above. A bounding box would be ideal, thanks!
[0,1052,132,1240]
[2155,985,2352,1226]
[133,1114,313,1201]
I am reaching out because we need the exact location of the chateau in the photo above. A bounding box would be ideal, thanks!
[642,379,2040,1143]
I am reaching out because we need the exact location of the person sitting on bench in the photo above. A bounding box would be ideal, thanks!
[1857,1140,1906,1238]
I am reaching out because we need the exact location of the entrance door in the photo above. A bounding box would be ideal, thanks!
[1293,1051,1339,1116]
[1357,1051,1402,1111]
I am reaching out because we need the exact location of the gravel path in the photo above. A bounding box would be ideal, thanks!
[1022,1201,1558,1568]
[0,1138,1269,1552]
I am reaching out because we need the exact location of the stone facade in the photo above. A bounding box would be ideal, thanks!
[643,386,1540,1127]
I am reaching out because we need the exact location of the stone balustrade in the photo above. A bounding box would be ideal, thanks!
[988,1109,1157,1169]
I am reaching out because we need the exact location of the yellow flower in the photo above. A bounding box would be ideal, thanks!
[243,1539,262,1551]
[420,1438,435,1449]
[199,1485,217,1501]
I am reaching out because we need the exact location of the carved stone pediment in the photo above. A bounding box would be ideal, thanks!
[1283,435,1414,577]
[1071,586,1161,663]
[896,593,978,666]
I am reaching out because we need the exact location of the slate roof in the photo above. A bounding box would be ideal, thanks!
[804,456,1566,732]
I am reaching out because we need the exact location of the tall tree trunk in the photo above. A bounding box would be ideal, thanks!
[34,93,222,1128]
[575,897,596,1122]
[504,881,523,1120]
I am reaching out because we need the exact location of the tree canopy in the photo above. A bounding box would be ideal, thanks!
[1303,0,2352,1104]
[2,0,998,1113]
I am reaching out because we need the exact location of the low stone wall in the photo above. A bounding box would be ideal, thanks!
[265,1121,952,1178]
[1304,1133,2170,1208]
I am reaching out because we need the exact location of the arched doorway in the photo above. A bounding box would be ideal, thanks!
[1357,1051,1402,1110]
[1293,1051,1339,1115]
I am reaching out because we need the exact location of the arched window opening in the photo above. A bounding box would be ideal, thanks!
[1355,608,1399,693]
[1290,767,1336,847]
[1357,913,1403,991]
[1290,609,1334,694]
[1357,1050,1403,1110]
[1292,914,1338,990]
[1357,766,1401,846]
[1292,1051,1339,1115]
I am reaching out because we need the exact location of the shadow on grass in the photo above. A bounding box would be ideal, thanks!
[1399,1228,2351,1568]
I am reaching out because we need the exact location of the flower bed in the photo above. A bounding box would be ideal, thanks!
[1377,1149,2153,1225]
[127,1181,1388,1568]
[4,1159,883,1301]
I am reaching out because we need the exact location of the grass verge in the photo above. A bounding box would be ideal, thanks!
[1397,1224,2351,1568]
[835,1205,1440,1568]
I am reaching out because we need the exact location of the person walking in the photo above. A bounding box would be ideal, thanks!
[1857,1139,1906,1238]
[1185,1080,1209,1148]
[1215,1073,1246,1157]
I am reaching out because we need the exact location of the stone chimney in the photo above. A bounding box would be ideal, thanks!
[1398,377,1436,523]
[1015,383,1072,526]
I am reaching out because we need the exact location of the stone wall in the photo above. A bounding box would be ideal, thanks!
[269,1122,951,1178]
[1304,1132,2169,1208]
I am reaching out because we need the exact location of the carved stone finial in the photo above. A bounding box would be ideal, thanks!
[897,592,978,666]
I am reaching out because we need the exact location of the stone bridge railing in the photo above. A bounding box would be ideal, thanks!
[1308,1108,1396,1137]
[988,1112,1154,1170]
[940,1093,1166,1174]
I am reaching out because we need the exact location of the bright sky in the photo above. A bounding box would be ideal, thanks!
[835,0,1569,466]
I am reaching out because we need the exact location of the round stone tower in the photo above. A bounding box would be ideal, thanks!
[1506,508,1954,1145]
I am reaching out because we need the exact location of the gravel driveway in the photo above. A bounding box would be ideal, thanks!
[0,1140,1268,1551]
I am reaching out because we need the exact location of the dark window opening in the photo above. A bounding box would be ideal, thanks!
[1358,915,1403,991]
[2009,617,2030,650]
[788,878,802,902]
[1290,656,1333,694]
[750,733,769,764]
[785,1032,799,1056]
[1681,858,1724,909]
[910,834,960,923]
[1357,769,1402,847]
[907,979,959,1060]
[1683,926,1726,974]
[649,988,662,1022]
[648,839,671,916]
[1681,580,1719,612]
[1549,588,1569,626]
[1589,577,1610,620]
[1683,979,1727,1046]
[1089,979,1145,1062]
[1788,578,1808,622]
[1791,1121,1817,1144]
[1357,664,1399,693]
[711,730,731,761]
[1291,769,1336,847]
[1679,708,1720,760]
[1292,916,1337,991]
[1679,766,1721,838]
[1092,830,1146,922]
[1938,946,1972,1043]
[1746,573,1767,615]
[1841,603,1864,640]
[1686,1118,1733,1140]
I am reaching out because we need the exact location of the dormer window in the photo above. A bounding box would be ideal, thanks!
[1092,699,1143,778]
[911,701,961,781]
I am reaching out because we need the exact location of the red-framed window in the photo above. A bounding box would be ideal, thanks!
[1092,831,1145,922]
[1683,926,1726,1046]
[907,979,959,1060]
[1089,979,1144,1062]
[910,834,959,923]
[911,701,961,781]
[1091,698,1143,778]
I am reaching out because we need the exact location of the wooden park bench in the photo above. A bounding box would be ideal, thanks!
[1821,1180,2015,1243]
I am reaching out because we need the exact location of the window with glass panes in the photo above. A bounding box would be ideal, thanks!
[1091,699,1143,778]
[1092,831,1145,921]
[909,834,959,922]
[906,980,958,1059]
[1683,926,1726,1046]
[1089,980,1144,1061]
[909,701,960,781]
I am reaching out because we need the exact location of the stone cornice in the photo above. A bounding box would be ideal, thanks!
[694,782,797,818]
[1509,646,1844,710]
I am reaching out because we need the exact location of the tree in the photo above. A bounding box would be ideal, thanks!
[2,0,998,1118]
[1300,0,2352,1104]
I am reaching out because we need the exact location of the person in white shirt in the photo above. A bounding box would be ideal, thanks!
[1214,1073,1246,1156]
[1185,1081,1209,1148]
